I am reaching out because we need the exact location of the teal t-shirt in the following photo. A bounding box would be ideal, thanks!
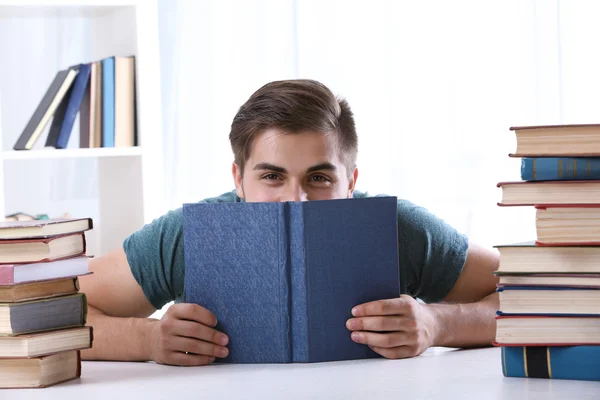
[123,190,469,309]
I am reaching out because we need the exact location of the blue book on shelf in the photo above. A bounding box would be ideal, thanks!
[101,57,115,147]
[183,197,400,363]
[53,64,91,149]
[502,345,600,381]
[521,157,600,181]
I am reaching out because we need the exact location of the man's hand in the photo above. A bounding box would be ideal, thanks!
[346,295,436,359]
[149,303,230,366]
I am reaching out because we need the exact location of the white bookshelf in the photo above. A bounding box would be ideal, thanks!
[0,0,165,257]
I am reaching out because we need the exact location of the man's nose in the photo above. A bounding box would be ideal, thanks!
[281,183,308,202]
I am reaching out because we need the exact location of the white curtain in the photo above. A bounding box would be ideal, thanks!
[157,0,600,249]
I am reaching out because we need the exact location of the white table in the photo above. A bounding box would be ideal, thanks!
[5,347,600,399]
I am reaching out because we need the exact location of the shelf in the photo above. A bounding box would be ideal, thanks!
[0,0,138,16]
[3,147,143,160]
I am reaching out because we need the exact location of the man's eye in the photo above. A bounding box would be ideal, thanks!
[309,175,330,183]
[263,173,281,180]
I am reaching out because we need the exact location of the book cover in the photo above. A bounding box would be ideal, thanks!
[521,157,600,181]
[502,345,600,381]
[51,63,91,149]
[0,217,92,240]
[509,124,600,157]
[183,197,400,363]
[0,293,87,336]
[13,68,79,151]
[0,256,89,285]
[497,180,600,206]
[0,233,86,264]
[0,326,92,358]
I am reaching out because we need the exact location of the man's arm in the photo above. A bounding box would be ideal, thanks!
[79,249,229,365]
[346,241,499,358]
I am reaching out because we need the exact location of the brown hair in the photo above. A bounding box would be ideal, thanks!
[229,79,358,176]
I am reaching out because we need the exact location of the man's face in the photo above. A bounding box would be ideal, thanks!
[232,129,358,202]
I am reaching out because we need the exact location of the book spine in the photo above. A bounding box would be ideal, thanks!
[289,202,309,362]
[502,346,600,381]
[56,64,91,149]
[521,157,600,181]
[279,203,292,363]
[101,57,115,147]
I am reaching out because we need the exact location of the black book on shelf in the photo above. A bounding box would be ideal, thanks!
[13,68,78,151]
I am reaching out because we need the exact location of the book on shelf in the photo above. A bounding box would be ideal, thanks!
[521,157,600,181]
[0,350,81,388]
[184,197,400,363]
[12,56,137,151]
[46,64,91,149]
[13,68,78,151]
[79,61,103,148]
[509,124,600,157]
[495,315,600,345]
[497,180,600,206]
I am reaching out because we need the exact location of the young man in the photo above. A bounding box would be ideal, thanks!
[80,80,499,366]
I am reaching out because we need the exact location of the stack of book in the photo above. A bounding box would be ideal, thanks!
[0,218,93,388]
[13,55,136,151]
[495,124,600,382]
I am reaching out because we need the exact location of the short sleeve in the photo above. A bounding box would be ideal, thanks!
[123,208,185,310]
[122,190,241,309]
[395,200,469,303]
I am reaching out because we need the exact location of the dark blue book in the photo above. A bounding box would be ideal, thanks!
[502,345,600,381]
[101,57,115,147]
[521,157,600,181]
[47,64,91,149]
[183,197,400,363]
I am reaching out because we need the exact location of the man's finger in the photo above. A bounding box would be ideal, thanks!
[350,331,414,348]
[369,345,419,359]
[346,316,417,332]
[165,351,216,367]
[167,319,229,346]
[170,303,218,327]
[352,295,414,317]
[167,336,229,358]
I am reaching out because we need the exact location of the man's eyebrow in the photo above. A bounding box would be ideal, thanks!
[306,162,337,173]
[253,163,287,173]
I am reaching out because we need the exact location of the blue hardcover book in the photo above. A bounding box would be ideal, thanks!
[101,57,115,147]
[502,345,600,381]
[52,64,91,149]
[521,157,600,181]
[183,197,400,363]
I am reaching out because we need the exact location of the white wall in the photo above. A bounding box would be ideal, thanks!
[156,0,600,249]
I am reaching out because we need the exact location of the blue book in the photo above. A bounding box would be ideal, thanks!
[51,64,91,149]
[101,57,115,147]
[502,345,600,381]
[521,157,600,181]
[183,197,400,363]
